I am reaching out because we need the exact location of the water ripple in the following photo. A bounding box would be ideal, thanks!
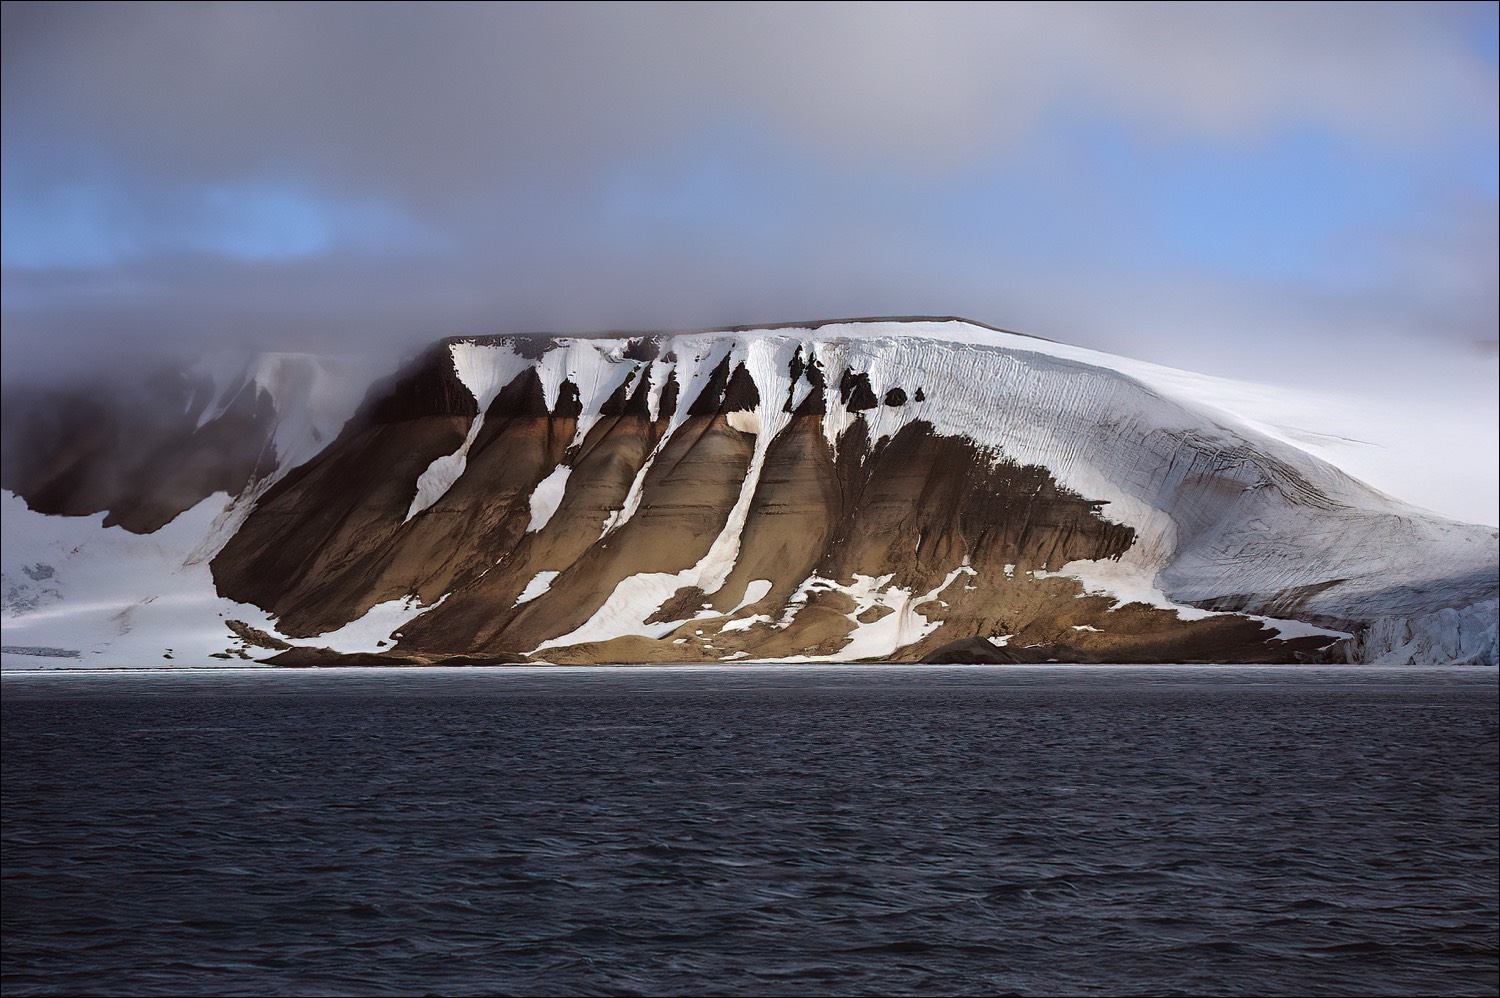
[3,666,1497,996]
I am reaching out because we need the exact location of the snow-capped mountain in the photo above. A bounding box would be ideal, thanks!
[3,319,1495,668]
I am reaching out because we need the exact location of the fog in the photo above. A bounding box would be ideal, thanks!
[2,2,1496,518]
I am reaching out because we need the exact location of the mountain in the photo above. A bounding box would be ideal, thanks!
[3,319,1495,668]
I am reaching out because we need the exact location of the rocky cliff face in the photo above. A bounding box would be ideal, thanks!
[1,353,368,534]
[4,319,1495,666]
[1,365,277,534]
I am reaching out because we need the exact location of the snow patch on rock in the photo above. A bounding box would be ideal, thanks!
[532,569,771,653]
[405,343,533,520]
[308,595,441,654]
[405,417,487,522]
[720,613,773,633]
[514,570,561,607]
[1039,558,1216,620]
[526,466,571,533]
[779,566,976,662]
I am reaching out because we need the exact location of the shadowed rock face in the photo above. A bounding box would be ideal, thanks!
[2,368,281,534]
[203,336,1358,663]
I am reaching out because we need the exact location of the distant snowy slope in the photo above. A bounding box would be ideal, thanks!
[775,318,1497,527]
[0,490,276,666]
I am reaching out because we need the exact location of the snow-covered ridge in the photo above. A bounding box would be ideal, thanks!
[453,317,1496,526]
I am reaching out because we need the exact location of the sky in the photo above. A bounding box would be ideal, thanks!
[2,2,1497,518]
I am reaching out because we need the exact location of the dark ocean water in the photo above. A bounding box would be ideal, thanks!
[2,665,1496,997]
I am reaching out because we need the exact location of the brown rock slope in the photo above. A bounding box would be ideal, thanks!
[210,337,1339,663]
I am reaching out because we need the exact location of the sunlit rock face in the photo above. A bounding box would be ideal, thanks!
[4,319,1496,666]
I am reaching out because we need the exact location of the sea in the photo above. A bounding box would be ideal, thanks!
[2,665,1496,997]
